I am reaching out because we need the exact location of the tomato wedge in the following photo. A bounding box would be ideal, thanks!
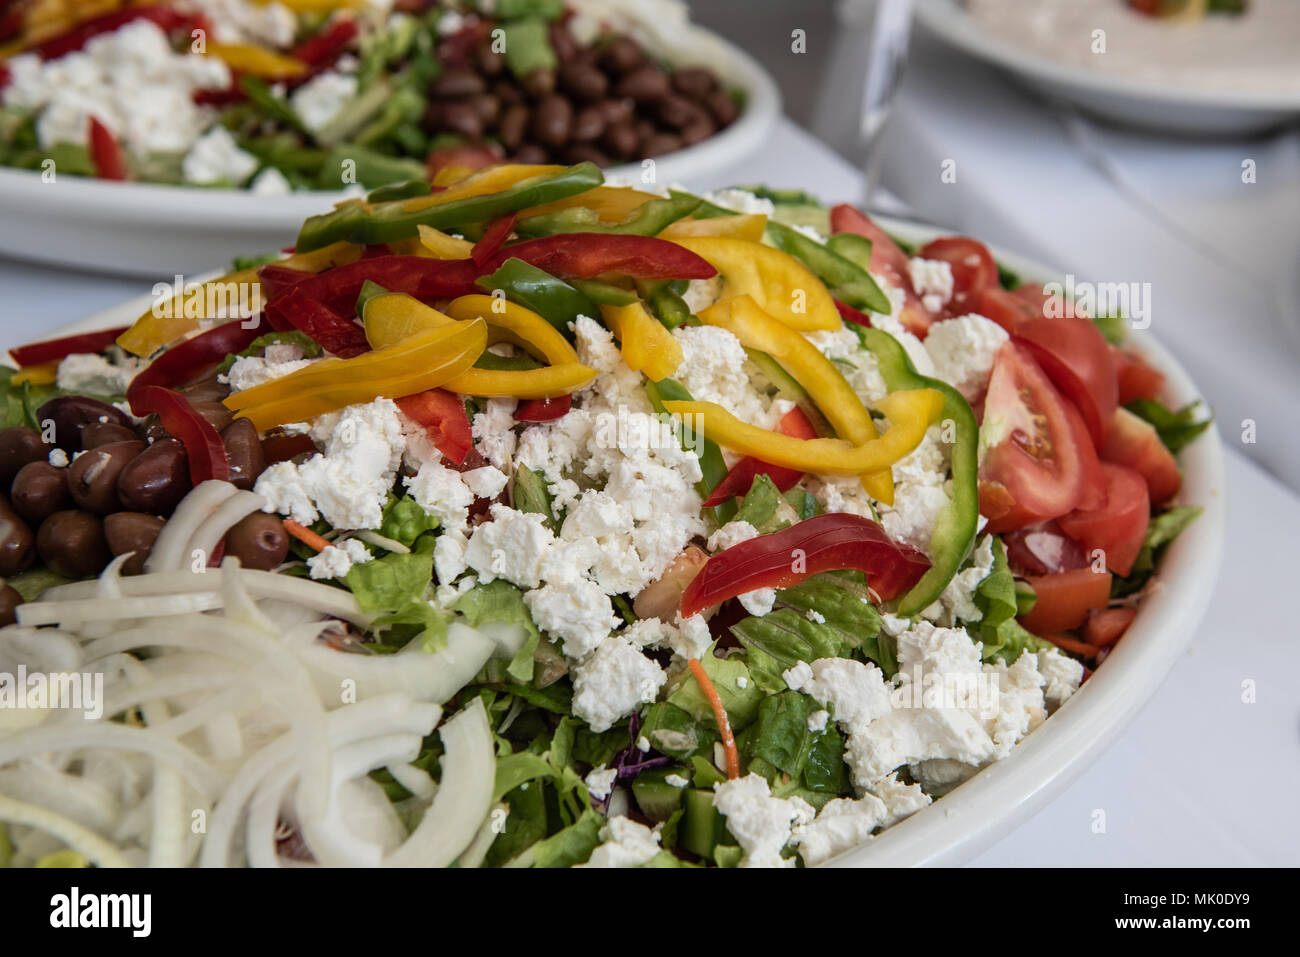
[1083,606,1137,648]
[1100,407,1181,504]
[1113,347,1166,404]
[515,394,571,422]
[701,406,818,507]
[916,236,998,314]
[396,388,472,465]
[971,286,1040,334]
[87,116,128,181]
[679,512,930,618]
[978,342,1101,533]
[1003,521,1090,576]
[1014,315,1118,447]
[1057,463,1150,576]
[1018,568,1113,634]
[829,204,932,337]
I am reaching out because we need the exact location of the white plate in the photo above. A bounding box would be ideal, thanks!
[915,0,1300,135]
[15,217,1225,868]
[0,21,779,279]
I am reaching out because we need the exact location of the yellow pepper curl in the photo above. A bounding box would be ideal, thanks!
[598,301,683,382]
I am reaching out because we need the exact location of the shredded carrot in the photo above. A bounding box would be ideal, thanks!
[1042,633,1101,659]
[282,519,331,553]
[688,658,740,780]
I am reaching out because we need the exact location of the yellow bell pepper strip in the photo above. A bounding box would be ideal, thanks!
[661,388,945,477]
[273,0,361,13]
[659,213,768,243]
[442,295,580,366]
[414,225,474,260]
[698,295,895,503]
[402,164,565,213]
[446,363,596,400]
[598,301,683,382]
[203,42,308,80]
[10,362,59,387]
[668,237,840,332]
[521,185,659,223]
[225,319,487,430]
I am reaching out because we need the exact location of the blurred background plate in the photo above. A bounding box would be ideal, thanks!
[915,0,1300,136]
[0,17,778,279]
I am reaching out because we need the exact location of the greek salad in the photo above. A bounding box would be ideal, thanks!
[0,0,740,191]
[0,164,1208,867]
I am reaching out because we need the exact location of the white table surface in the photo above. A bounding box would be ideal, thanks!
[0,115,1295,866]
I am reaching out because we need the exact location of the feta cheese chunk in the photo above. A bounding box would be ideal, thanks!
[579,816,662,868]
[584,765,618,801]
[182,125,258,186]
[712,773,814,868]
[907,257,955,314]
[404,461,474,532]
[290,71,359,136]
[569,635,666,731]
[1037,647,1085,710]
[923,313,1009,402]
[306,538,372,580]
[525,579,620,661]
[707,520,759,554]
[55,352,139,396]
[792,794,888,866]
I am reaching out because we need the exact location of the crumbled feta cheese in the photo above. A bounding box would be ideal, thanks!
[792,793,888,866]
[664,774,689,788]
[712,773,814,868]
[55,352,138,396]
[569,635,665,730]
[222,353,315,392]
[181,125,258,186]
[807,709,829,732]
[433,528,469,586]
[1037,648,1085,710]
[188,0,298,46]
[735,675,749,690]
[871,305,936,378]
[464,504,556,588]
[738,588,776,617]
[681,276,723,314]
[250,166,292,195]
[404,461,474,532]
[306,538,372,580]
[525,579,621,661]
[672,325,767,423]
[579,816,661,868]
[290,71,359,135]
[922,534,996,625]
[461,465,508,500]
[470,398,518,472]
[707,520,759,553]
[783,657,893,727]
[864,771,931,827]
[923,314,1009,402]
[807,609,826,624]
[47,448,69,468]
[584,765,618,800]
[700,188,776,217]
[907,257,955,314]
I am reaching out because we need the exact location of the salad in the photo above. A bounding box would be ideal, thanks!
[0,163,1208,868]
[0,0,740,191]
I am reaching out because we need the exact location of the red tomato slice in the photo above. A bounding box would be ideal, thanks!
[515,394,571,422]
[87,116,128,181]
[1113,347,1166,404]
[395,388,472,465]
[1003,521,1091,576]
[978,342,1094,533]
[1018,568,1113,634]
[971,286,1040,334]
[1100,407,1181,504]
[829,204,933,337]
[1014,316,1118,448]
[916,236,998,314]
[1057,463,1150,576]
[1083,606,1137,648]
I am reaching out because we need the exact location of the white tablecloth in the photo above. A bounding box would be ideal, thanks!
[0,116,1295,865]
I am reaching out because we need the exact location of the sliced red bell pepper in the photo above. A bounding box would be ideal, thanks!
[193,74,248,107]
[472,213,518,267]
[32,6,201,59]
[702,406,816,507]
[514,394,571,422]
[278,255,481,316]
[87,116,128,181]
[258,263,314,301]
[680,512,931,617]
[10,325,130,368]
[482,234,718,281]
[126,314,267,402]
[291,17,359,70]
[835,299,872,328]
[265,287,369,358]
[396,388,472,465]
[129,386,230,484]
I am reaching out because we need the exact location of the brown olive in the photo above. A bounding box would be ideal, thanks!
[532,94,573,146]
[66,439,145,514]
[599,36,646,74]
[465,92,502,127]
[571,104,606,142]
[0,499,34,577]
[559,61,608,102]
[0,426,53,486]
[0,583,22,626]
[224,512,289,571]
[513,143,548,164]
[475,44,505,78]
[222,419,266,492]
[190,401,234,434]
[672,68,718,100]
[547,20,580,63]
[103,512,167,575]
[36,510,111,579]
[706,89,739,127]
[642,132,684,157]
[35,395,130,452]
[614,65,670,102]
[594,98,634,127]
[601,121,639,160]
[681,116,717,146]
[177,373,229,403]
[493,78,524,106]
[81,420,138,449]
[441,101,485,139]
[10,461,73,524]
[520,66,556,99]
[116,438,189,514]
[656,95,707,131]
[430,67,486,99]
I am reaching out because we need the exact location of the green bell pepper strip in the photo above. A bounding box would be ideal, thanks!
[295,162,604,253]
[476,258,601,337]
[367,178,432,203]
[859,326,979,617]
[645,377,735,524]
[239,75,304,131]
[570,279,640,306]
[517,194,702,238]
[646,282,692,330]
[667,189,737,220]
[765,221,892,316]
[315,143,426,191]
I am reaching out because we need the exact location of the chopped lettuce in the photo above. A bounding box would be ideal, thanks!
[510,464,559,533]
[972,537,1052,663]
[215,330,322,374]
[379,495,441,548]
[1112,506,1203,598]
[666,644,764,731]
[528,811,603,868]
[453,579,542,682]
[737,690,845,798]
[1125,398,1213,454]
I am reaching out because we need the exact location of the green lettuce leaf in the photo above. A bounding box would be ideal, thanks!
[666,644,764,731]
[453,579,542,683]
[1125,398,1213,455]
[530,811,603,868]
[379,495,441,548]
[1112,505,1203,598]
[971,537,1051,663]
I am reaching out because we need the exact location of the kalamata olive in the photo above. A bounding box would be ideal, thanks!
[559,61,608,102]
[116,438,189,514]
[563,144,610,167]
[494,78,524,106]
[36,510,111,579]
[672,68,718,100]
[0,499,34,577]
[681,116,717,146]
[441,101,485,139]
[520,66,556,98]
[532,94,573,146]
[465,91,502,127]
[548,20,580,63]
[66,439,145,514]
[431,67,486,99]
[706,89,739,127]
[260,432,318,466]
[224,512,289,571]
[0,583,22,626]
[497,104,529,150]
[10,461,73,524]
[513,143,548,164]
[594,97,634,126]
[656,95,707,131]
[190,401,233,434]
[35,395,130,452]
[600,36,645,74]
[475,43,505,78]
[642,132,684,157]
[177,373,229,403]
[634,117,657,142]
[0,427,52,486]
[601,121,639,160]
[614,65,670,102]
[103,512,167,576]
[81,420,138,449]
[222,419,266,492]
[572,104,606,142]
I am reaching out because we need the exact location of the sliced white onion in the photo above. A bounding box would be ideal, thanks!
[17,592,225,627]
[0,795,135,868]
[187,491,266,569]
[146,480,240,573]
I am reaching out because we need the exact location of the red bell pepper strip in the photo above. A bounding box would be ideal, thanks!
[514,394,571,422]
[193,74,248,107]
[277,256,481,316]
[292,17,360,71]
[481,234,717,281]
[702,406,817,507]
[395,388,472,464]
[128,386,231,484]
[32,6,202,59]
[472,213,518,267]
[835,299,872,328]
[265,287,369,358]
[0,64,12,95]
[679,512,931,618]
[9,325,130,368]
[87,116,128,181]
[126,314,267,402]
[258,263,314,301]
